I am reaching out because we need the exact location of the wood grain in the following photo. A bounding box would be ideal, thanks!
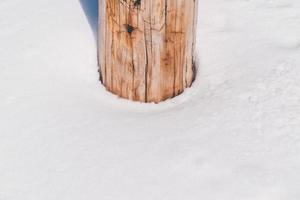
[98,0,198,103]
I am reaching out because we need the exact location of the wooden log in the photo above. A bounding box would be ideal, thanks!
[98,0,198,103]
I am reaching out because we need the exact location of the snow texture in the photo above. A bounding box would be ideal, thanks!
[0,0,300,199]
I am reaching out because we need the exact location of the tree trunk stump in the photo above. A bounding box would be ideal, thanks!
[98,0,198,103]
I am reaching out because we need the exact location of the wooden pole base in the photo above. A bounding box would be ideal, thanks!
[98,0,198,103]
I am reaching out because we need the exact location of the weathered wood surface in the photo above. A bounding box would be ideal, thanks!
[98,0,198,103]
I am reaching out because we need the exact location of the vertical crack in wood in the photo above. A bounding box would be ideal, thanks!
[191,0,197,86]
[144,25,148,102]
[172,0,177,97]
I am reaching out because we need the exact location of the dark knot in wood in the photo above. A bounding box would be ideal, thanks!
[134,0,141,7]
[126,24,135,35]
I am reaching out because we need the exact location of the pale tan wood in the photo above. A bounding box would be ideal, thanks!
[98,0,198,103]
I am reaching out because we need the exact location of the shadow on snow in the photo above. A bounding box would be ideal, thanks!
[79,0,98,39]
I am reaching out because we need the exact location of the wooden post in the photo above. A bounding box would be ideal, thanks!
[98,0,198,103]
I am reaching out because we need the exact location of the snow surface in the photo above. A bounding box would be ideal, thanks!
[1,0,300,199]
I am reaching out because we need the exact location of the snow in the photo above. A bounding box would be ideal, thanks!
[1,0,300,199]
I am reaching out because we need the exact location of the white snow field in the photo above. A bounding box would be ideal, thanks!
[1,0,300,199]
